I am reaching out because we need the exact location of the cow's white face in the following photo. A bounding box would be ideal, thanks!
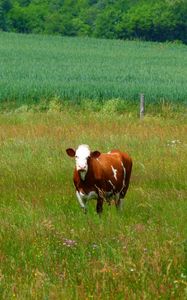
[75,145,91,174]
[66,144,101,181]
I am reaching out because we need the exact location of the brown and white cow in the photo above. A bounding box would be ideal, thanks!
[66,144,132,214]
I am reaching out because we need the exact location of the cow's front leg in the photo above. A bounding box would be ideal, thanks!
[96,197,103,215]
[76,191,87,213]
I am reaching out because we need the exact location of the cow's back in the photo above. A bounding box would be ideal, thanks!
[97,151,122,176]
[110,149,132,172]
[95,150,131,194]
[98,150,132,171]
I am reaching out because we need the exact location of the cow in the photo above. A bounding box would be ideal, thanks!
[66,144,132,214]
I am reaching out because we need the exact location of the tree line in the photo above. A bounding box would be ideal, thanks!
[0,0,187,43]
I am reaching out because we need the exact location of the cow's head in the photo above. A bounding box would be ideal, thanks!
[66,144,100,180]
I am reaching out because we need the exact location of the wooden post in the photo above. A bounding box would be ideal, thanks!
[140,93,145,119]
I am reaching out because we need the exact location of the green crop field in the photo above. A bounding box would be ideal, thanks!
[0,108,186,299]
[0,32,187,105]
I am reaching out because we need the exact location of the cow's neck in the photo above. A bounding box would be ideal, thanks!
[86,157,100,180]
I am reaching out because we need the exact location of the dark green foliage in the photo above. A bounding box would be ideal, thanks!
[0,0,12,30]
[0,0,186,43]
[118,1,187,43]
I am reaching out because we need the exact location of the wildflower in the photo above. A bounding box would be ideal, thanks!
[167,139,181,147]
[91,243,98,249]
[0,270,4,282]
[63,238,77,248]
[181,273,187,279]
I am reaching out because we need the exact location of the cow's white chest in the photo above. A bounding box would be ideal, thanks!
[76,190,98,209]
[80,191,98,200]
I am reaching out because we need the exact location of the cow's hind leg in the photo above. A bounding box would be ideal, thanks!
[115,193,123,211]
[116,198,124,210]
[96,197,103,215]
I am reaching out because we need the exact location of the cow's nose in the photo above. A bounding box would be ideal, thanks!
[78,166,86,171]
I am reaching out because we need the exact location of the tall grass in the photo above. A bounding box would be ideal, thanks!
[0,32,187,105]
[0,108,186,299]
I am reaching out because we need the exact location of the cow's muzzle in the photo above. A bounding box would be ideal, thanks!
[78,169,87,180]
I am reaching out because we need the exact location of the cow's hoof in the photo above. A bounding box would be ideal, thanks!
[82,207,87,214]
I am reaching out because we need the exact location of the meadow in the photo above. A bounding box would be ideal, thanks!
[0,32,187,105]
[0,105,186,299]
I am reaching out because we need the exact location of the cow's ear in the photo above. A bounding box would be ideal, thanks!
[66,148,76,157]
[91,151,101,159]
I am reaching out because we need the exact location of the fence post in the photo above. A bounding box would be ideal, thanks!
[140,93,145,119]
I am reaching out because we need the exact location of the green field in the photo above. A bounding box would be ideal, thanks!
[0,108,186,299]
[0,32,187,105]
[0,32,187,299]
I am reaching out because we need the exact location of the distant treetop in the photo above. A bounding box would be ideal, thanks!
[0,0,186,43]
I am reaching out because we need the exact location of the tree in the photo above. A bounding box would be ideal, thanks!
[94,6,122,38]
[117,0,187,43]
[0,0,12,30]
[1,0,186,43]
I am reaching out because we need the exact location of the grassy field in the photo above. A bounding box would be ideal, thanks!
[0,32,187,105]
[0,106,186,299]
